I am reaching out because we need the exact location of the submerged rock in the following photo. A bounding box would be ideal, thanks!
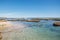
[0,21,13,32]
[0,21,26,32]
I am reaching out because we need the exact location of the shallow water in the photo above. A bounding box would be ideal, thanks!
[1,20,60,40]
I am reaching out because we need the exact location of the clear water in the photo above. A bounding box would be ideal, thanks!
[2,20,60,40]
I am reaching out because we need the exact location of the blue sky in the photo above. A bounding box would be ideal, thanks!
[0,0,60,18]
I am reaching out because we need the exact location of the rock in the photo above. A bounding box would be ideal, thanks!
[53,21,60,26]
[0,21,26,32]
[0,20,7,22]
[0,21,13,32]
[0,32,2,40]
[26,20,40,22]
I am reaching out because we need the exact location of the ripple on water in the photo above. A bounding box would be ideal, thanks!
[1,21,60,40]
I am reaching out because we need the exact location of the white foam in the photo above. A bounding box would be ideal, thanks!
[0,21,26,32]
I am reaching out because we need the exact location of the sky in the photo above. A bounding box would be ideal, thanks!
[0,0,60,18]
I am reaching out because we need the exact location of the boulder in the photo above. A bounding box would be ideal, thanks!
[53,21,60,26]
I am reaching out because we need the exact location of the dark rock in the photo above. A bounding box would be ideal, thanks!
[53,21,60,26]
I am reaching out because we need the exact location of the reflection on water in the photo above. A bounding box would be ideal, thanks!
[1,20,60,40]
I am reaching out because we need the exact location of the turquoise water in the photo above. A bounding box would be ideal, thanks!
[2,20,60,40]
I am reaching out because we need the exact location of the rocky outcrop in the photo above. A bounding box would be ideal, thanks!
[53,21,60,26]
[26,20,40,22]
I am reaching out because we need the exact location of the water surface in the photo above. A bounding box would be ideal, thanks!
[2,20,60,40]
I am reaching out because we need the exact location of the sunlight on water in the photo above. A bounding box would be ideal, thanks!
[0,21,60,40]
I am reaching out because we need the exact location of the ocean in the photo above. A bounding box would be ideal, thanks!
[2,20,60,40]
